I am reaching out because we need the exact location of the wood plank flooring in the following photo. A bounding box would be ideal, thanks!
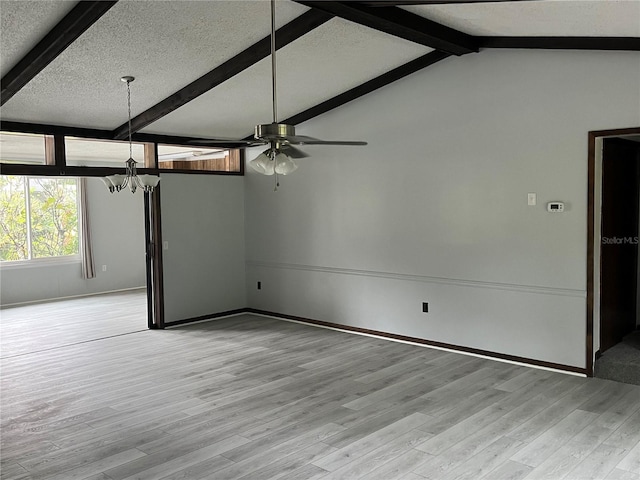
[1,296,639,479]
[0,289,147,358]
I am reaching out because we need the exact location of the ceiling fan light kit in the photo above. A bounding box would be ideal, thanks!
[250,123,299,177]
[103,76,160,194]
[250,145,299,176]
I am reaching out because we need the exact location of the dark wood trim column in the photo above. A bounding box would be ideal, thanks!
[150,184,165,329]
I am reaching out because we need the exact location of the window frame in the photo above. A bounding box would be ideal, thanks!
[0,125,244,177]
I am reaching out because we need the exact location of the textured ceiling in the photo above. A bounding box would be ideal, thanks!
[0,0,76,77]
[0,0,308,129]
[404,0,640,37]
[0,0,638,141]
[142,17,430,139]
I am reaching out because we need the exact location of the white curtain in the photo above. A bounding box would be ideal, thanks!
[79,178,95,279]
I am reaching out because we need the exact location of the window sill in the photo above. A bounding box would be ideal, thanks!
[0,256,81,270]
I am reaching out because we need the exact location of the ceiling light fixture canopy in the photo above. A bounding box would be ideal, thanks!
[102,76,160,194]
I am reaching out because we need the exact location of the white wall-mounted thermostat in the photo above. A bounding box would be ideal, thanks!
[547,202,564,212]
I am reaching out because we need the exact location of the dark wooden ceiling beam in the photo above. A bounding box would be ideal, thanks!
[1,120,113,139]
[358,0,537,5]
[295,1,478,55]
[112,9,333,140]
[282,50,451,126]
[480,37,640,51]
[1,1,118,106]
[133,133,252,149]
[0,120,233,147]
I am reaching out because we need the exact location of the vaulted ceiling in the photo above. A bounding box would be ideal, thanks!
[1,0,639,144]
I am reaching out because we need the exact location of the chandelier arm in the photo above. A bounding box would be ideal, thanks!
[132,175,143,193]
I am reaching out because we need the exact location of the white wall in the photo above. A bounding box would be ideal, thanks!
[246,49,640,369]
[0,177,146,306]
[160,174,245,323]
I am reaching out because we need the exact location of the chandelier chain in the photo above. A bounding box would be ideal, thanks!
[126,79,132,159]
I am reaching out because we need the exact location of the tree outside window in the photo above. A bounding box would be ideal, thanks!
[0,176,79,262]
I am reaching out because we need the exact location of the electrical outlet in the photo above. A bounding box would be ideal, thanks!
[257,281,262,290]
[422,302,428,313]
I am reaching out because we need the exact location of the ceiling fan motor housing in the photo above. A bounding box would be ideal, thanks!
[255,122,296,141]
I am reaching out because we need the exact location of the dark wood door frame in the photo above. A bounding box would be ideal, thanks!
[587,126,640,376]
[143,146,165,329]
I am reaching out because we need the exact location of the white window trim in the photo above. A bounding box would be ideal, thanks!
[0,254,81,269]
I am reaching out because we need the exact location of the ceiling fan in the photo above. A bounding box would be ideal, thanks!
[189,0,367,185]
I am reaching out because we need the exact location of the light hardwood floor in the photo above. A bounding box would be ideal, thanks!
[1,296,639,480]
[0,289,147,358]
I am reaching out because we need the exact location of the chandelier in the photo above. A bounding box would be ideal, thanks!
[101,76,160,194]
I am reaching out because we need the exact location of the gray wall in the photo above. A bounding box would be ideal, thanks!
[0,177,146,305]
[161,174,245,323]
[245,50,640,369]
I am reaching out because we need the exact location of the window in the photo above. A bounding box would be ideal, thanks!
[0,131,52,165]
[0,176,80,262]
[157,144,241,172]
[65,137,147,167]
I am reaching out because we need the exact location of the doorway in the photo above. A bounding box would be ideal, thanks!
[588,128,640,382]
[600,138,640,353]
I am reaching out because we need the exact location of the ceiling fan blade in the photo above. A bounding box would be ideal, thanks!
[284,135,367,146]
[185,138,265,148]
[280,144,310,158]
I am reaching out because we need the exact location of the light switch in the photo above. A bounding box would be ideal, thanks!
[527,193,537,206]
[163,241,169,250]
